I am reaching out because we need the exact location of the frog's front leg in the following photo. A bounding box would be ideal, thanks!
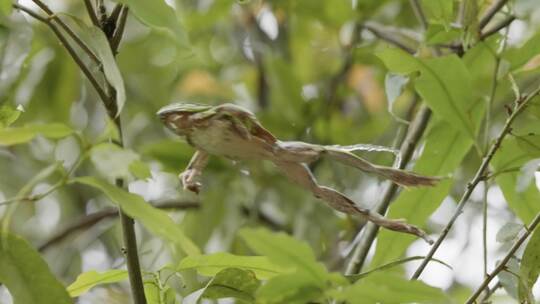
[180,150,209,194]
[273,160,432,243]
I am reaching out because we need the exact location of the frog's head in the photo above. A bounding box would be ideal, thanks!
[157,103,212,135]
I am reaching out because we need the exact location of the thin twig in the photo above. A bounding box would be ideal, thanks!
[466,212,540,303]
[344,0,433,274]
[412,84,540,280]
[480,15,516,41]
[30,0,100,65]
[478,281,502,303]
[479,0,510,30]
[13,4,110,105]
[345,105,432,274]
[111,6,129,54]
[83,0,100,27]
[362,22,417,54]
[38,201,200,251]
[409,0,428,30]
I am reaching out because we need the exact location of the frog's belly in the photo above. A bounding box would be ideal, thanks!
[189,122,273,160]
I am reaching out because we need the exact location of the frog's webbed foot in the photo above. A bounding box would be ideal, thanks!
[180,150,209,194]
[273,160,432,243]
[323,147,440,187]
[179,169,202,194]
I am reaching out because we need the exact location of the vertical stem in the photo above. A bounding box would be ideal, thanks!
[117,177,146,304]
[482,181,488,277]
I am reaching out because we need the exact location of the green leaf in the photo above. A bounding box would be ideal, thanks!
[202,268,260,303]
[328,273,450,304]
[505,32,540,71]
[86,26,126,116]
[119,0,189,49]
[0,0,11,17]
[0,232,71,304]
[256,273,324,304]
[372,121,473,266]
[144,281,175,304]
[73,176,200,256]
[517,134,540,157]
[129,160,152,179]
[239,228,327,286]
[67,269,128,297]
[384,73,409,123]
[519,225,540,302]
[377,47,480,138]
[178,252,290,280]
[0,123,73,146]
[422,0,453,28]
[90,143,140,180]
[492,138,540,223]
[496,223,523,243]
[0,104,22,128]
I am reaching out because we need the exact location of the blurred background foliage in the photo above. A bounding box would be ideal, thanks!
[1,0,540,303]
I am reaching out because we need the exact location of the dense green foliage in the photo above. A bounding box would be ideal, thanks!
[1,0,540,303]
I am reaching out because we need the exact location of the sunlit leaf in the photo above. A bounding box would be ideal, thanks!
[505,32,540,71]
[0,12,32,97]
[377,47,481,138]
[328,273,450,304]
[373,121,472,266]
[517,134,540,158]
[64,16,126,116]
[202,268,260,303]
[129,160,152,179]
[239,228,327,286]
[0,0,11,17]
[67,269,128,297]
[0,232,71,303]
[178,252,290,280]
[0,104,22,128]
[499,257,520,300]
[422,0,453,28]
[256,272,324,304]
[493,138,540,223]
[0,123,73,146]
[384,73,409,123]
[90,143,140,180]
[496,222,523,243]
[519,225,540,302]
[73,176,200,256]
[119,0,189,49]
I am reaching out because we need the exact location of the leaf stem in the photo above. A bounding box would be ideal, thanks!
[411,84,540,280]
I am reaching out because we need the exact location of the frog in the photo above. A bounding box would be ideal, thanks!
[157,102,439,243]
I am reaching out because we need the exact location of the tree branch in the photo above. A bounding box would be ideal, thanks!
[479,0,510,30]
[466,212,540,303]
[13,4,109,104]
[412,84,540,280]
[480,15,516,41]
[362,22,417,54]
[345,105,432,274]
[83,0,100,27]
[111,6,129,54]
[409,0,428,30]
[38,201,200,252]
[30,0,100,65]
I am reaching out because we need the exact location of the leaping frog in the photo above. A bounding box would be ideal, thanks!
[157,103,438,243]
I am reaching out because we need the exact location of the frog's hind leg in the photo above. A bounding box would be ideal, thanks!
[323,147,440,187]
[274,142,439,187]
[273,160,432,243]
